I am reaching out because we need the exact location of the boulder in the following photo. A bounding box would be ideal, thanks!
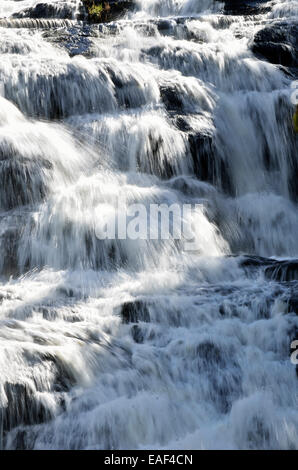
[251,22,298,69]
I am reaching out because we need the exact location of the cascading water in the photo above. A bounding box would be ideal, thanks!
[0,0,297,450]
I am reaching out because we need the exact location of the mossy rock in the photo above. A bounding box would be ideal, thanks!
[83,0,134,23]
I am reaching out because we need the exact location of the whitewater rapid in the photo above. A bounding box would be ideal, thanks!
[0,0,297,450]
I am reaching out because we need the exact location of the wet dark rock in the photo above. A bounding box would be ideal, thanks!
[223,0,270,16]
[43,24,96,57]
[189,133,213,179]
[241,257,298,283]
[196,341,242,413]
[0,156,50,210]
[13,2,74,20]
[263,96,298,203]
[146,131,176,179]
[14,430,28,450]
[251,22,298,69]
[196,341,224,366]
[240,255,275,268]
[289,153,298,202]
[0,353,72,447]
[160,85,184,112]
[104,63,153,110]
[157,19,173,31]
[83,0,134,24]
[39,306,59,321]
[0,228,19,276]
[174,116,193,132]
[121,300,150,324]
[143,45,163,60]
[40,353,77,392]
[253,41,293,67]
[288,296,298,315]
[131,324,144,343]
[245,415,272,449]
[189,133,232,193]
[0,212,27,277]
[3,65,115,119]
[219,302,239,318]
[156,19,176,36]
[3,423,38,450]
[56,287,75,298]
[265,260,298,282]
[0,382,53,436]
[0,17,73,30]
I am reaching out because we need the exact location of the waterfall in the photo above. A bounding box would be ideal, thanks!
[0,0,297,450]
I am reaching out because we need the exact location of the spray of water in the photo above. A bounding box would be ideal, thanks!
[0,0,297,450]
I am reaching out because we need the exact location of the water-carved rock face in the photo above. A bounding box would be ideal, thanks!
[251,22,298,70]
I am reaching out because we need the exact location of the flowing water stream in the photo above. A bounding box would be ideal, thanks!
[0,0,297,450]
